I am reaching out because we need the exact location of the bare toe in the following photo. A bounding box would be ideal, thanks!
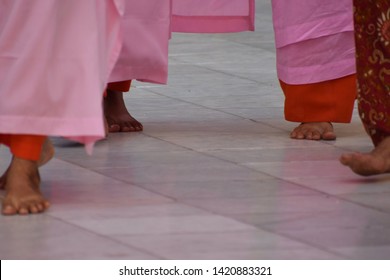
[29,204,40,214]
[18,206,29,215]
[120,121,142,132]
[2,204,17,215]
[35,203,44,212]
[120,125,134,132]
[290,128,304,139]
[305,131,314,140]
[322,132,337,140]
[290,130,297,138]
[340,142,390,176]
[312,134,321,140]
[108,124,121,133]
[322,126,337,140]
[290,122,336,141]
[339,153,355,166]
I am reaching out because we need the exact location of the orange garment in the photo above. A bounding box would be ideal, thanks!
[280,74,357,123]
[0,134,45,161]
[107,80,132,92]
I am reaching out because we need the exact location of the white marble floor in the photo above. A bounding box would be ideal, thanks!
[1,1,389,260]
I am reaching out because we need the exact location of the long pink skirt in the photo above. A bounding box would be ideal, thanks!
[272,0,356,84]
[110,0,255,86]
[0,0,125,150]
[109,0,171,84]
[171,0,255,33]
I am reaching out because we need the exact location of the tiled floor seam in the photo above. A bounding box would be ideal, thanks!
[45,215,166,259]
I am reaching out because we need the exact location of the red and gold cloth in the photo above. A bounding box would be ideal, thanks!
[354,0,390,146]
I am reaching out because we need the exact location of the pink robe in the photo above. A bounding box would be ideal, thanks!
[272,0,356,84]
[0,0,255,150]
[109,0,171,84]
[0,0,124,149]
[110,0,255,85]
[172,0,255,33]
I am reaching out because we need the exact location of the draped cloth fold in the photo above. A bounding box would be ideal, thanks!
[0,0,124,153]
[171,0,255,33]
[354,0,390,146]
[272,0,356,123]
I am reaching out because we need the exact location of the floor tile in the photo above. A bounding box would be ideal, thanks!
[64,215,257,236]
[183,194,366,215]
[267,226,390,254]
[0,215,156,260]
[113,230,339,259]
[136,178,318,199]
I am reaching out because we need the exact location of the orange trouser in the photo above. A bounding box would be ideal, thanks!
[0,134,46,161]
[107,80,132,92]
[280,74,357,123]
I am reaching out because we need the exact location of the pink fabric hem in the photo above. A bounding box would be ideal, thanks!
[171,16,254,33]
[0,116,104,140]
[109,0,170,86]
[272,0,354,48]
[274,16,353,48]
[0,0,122,150]
[277,57,356,84]
[109,65,168,84]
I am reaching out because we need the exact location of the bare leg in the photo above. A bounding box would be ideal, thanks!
[0,138,54,189]
[1,157,50,215]
[104,89,143,133]
[0,169,6,190]
[340,137,390,176]
[104,115,109,137]
[38,138,55,166]
[290,122,336,140]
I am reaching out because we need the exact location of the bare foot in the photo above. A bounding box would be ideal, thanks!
[104,89,143,133]
[1,157,50,215]
[0,138,54,190]
[340,137,390,176]
[290,122,336,140]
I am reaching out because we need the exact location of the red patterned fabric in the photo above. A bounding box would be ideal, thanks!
[354,0,390,146]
